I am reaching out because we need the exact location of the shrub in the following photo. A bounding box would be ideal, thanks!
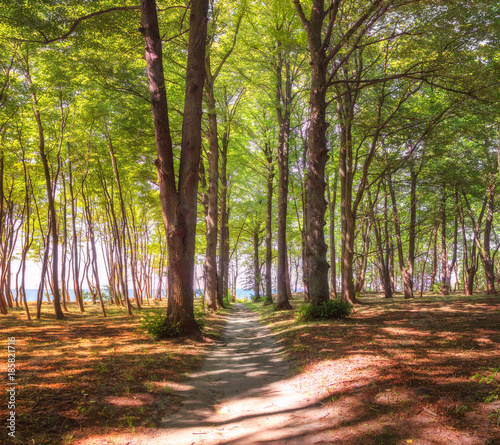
[194,307,206,332]
[140,308,207,340]
[430,283,441,294]
[139,310,182,339]
[297,299,353,322]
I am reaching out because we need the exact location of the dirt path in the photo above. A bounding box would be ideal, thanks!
[131,303,332,444]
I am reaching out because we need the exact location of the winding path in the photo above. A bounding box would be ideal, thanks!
[135,303,333,444]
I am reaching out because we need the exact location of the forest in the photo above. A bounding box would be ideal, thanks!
[0,0,500,443]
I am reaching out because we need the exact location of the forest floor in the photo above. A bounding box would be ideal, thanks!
[1,293,499,444]
[0,299,229,445]
[242,292,500,445]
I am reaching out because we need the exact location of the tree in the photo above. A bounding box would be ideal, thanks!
[140,0,208,336]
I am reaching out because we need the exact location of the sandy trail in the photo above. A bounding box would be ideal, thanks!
[132,303,332,444]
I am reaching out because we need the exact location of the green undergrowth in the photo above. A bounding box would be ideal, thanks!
[139,301,230,339]
[297,298,353,321]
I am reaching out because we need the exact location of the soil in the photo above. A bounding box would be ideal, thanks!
[75,295,500,445]
[126,303,335,444]
[2,294,499,445]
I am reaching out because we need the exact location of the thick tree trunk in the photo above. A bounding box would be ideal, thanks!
[141,0,208,335]
[293,0,331,307]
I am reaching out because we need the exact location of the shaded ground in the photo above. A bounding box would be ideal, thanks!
[0,300,228,445]
[1,293,499,444]
[247,293,500,444]
[120,303,339,444]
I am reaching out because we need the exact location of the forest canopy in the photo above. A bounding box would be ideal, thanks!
[0,0,499,332]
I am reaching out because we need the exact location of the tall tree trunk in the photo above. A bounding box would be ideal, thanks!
[338,94,358,304]
[106,133,137,312]
[482,183,496,294]
[294,1,330,306]
[368,188,392,299]
[25,62,64,320]
[440,191,450,295]
[82,188,107,317]
[203,61,220,311]
[355,216,370,294]
[430,223,438,291]
[388,173,414,299]
[140,0,208,336]
[218,150,229,306]
[264,142,274,305]
[61,174,69,312]
[276,41,293,310]
[327,171,338,298]
[253,225,261,301]
[67,143,85,312]
[203,9,241,310]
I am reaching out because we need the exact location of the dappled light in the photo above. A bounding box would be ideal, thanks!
[0,301,228,444]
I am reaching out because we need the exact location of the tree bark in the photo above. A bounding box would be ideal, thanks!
[388,173,414,299]
[140,0,208,336]
[203,57,220,311]
[294,0,331,306]
[25,63,64,320]
[482,183,496,294]
[327,171,338,298]
[264,141,274,305]
[253,225,261,301]
[276,41,293,310]
[67,144,85,312]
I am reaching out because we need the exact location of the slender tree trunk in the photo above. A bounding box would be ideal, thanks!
[83,189,107,317]
[264,143,274,305]
[339,98,358,304]
[253,225,261,301]
[0,152,5,315]
[388,173,413,299]
[368,189,392,299]
[355,217,370,294]
[61,175,69,312]
[25,64,64,319]
[106,133,137,312]
[203,64,220,311]
[482,183,497,294]
[440,191,450,295]
[67,144,85,312]
[327,171,338,298]
[276,45,293,310]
